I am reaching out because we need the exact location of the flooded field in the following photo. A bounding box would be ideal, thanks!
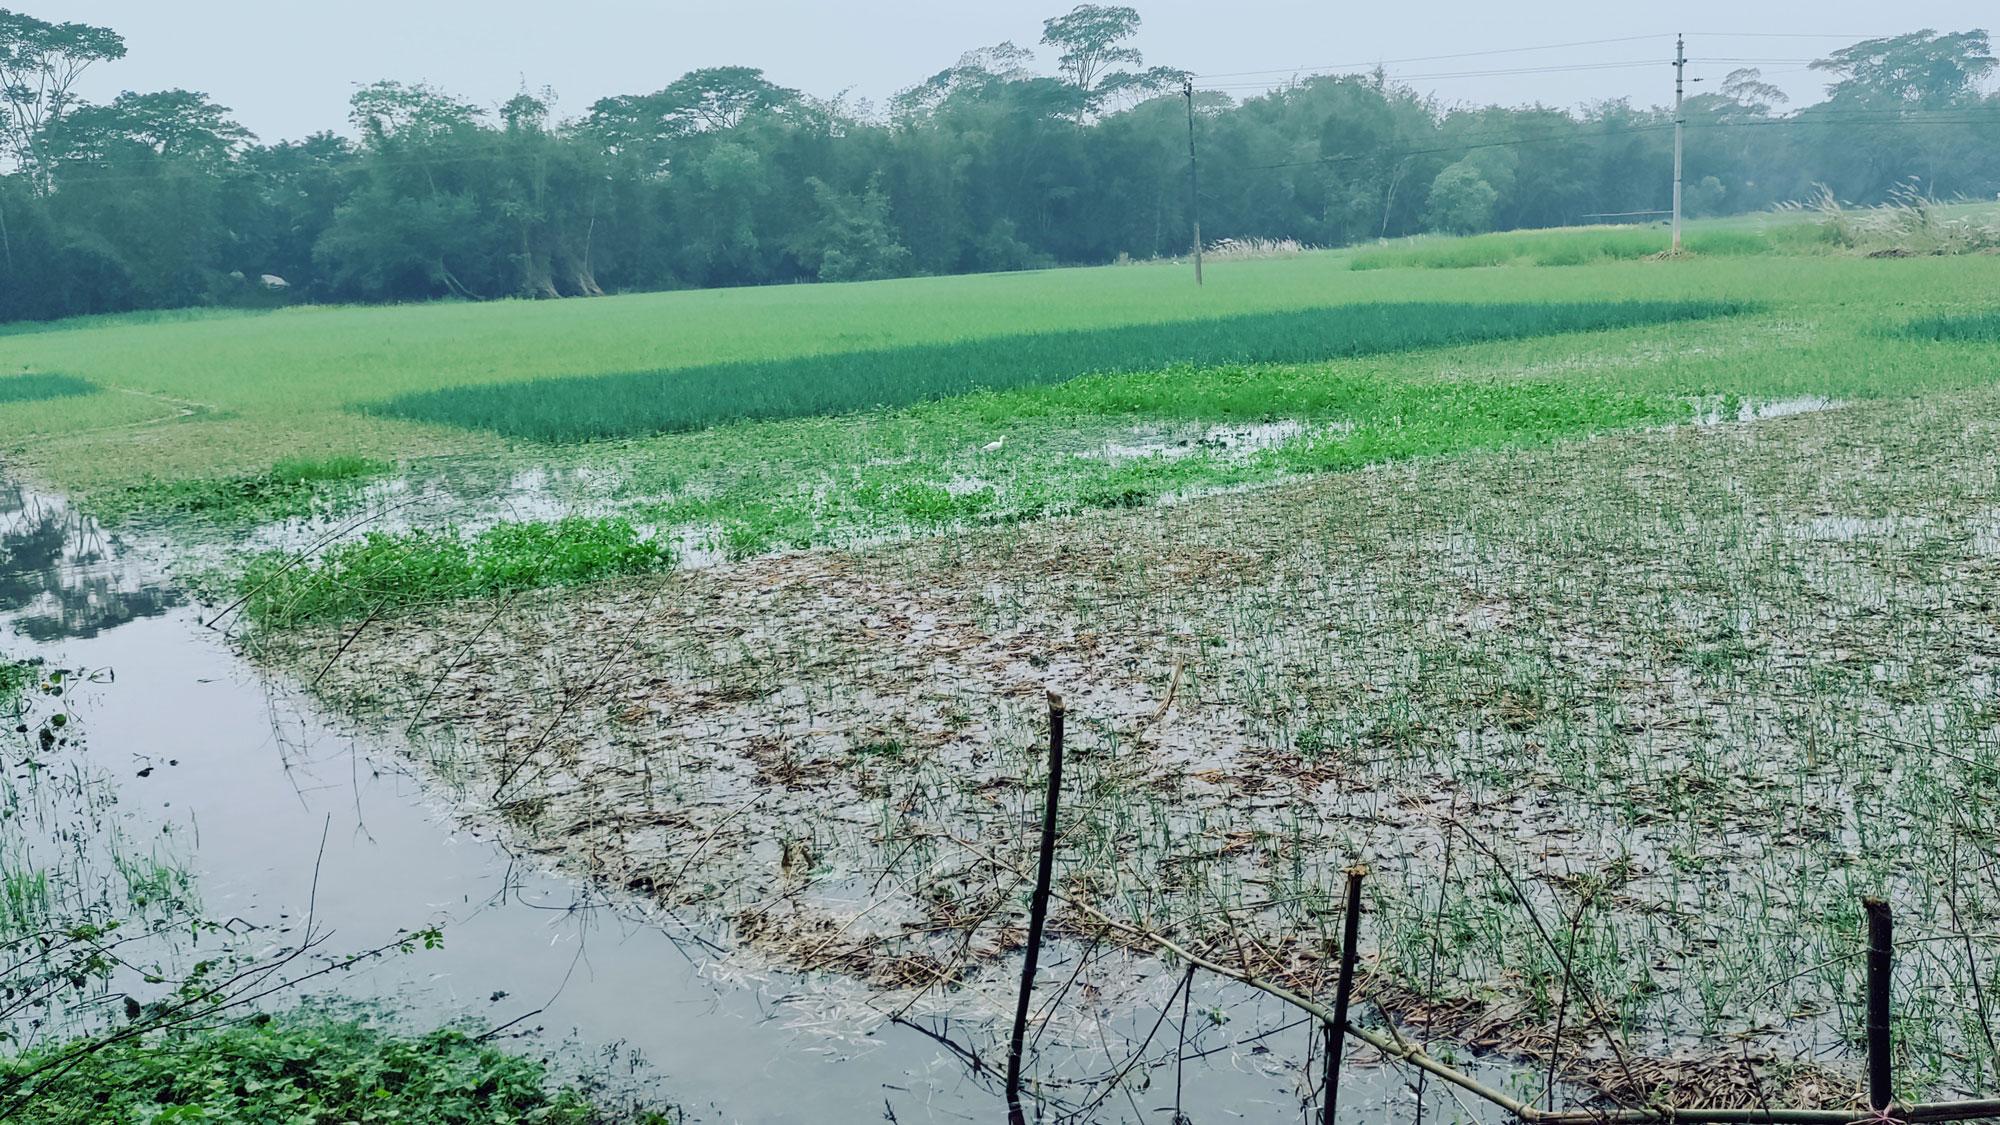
[0,485,1517,1121]
[8,248,2000,1120]
[261,382,2000,1110]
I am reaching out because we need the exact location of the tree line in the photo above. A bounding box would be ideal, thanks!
[1,5,1996,322]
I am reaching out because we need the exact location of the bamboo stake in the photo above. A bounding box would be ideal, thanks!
[1005,692,1065,1125]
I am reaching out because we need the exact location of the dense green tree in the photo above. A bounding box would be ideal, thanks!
[1,5,1997,325]
[1813,30,1997,108]
[1424,161,1498,234]
[0,8,124,184]
[792,175,912,281]
[46,89,251,165]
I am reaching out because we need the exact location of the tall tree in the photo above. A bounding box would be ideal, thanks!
[1039,5,1155,115]
[5,5,2000,326]
[46,89,252,167]
[0,8,124,185]
[667,67,799,131]
[1812,29,1997,108]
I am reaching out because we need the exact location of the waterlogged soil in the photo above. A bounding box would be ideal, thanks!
[181,394,1814,582]
[0,489,1485,1121]
[265,384,2000,1108]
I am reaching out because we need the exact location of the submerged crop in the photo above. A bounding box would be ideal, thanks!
[102,454,388,524]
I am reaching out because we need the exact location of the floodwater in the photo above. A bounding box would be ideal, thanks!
[0,482,1521,1123]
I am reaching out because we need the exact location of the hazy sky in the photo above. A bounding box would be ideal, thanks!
[51,1,2000,142]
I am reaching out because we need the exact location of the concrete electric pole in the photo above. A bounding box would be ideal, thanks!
[1672,33,1686,254]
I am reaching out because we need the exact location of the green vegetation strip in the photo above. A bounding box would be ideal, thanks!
[1899,310,2000,342]
[248,377,1684,628]
[102,455,388,524]
[1,1011,663,1123]
[635,375,1687,558]
[367,301,1750,442]
[0,373,96,405]
[1348,225,1831,270]
[238,517,673,629]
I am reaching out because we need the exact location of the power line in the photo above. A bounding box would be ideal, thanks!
[1682,31,1895,39]
[1237,123,1681,173]
[1192,34,1671,81]
[1229,113,2000,175]
[1193,28,1896,84]
[1197,59,1673,91]
[1197,58,1819,95]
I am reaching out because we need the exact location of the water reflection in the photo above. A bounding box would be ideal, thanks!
[0,485,181,640]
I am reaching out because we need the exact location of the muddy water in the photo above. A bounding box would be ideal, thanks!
[0,484,1516,1123]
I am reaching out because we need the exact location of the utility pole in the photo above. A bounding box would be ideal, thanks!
[1184,76,1203,286]
[1671,33,1686,254]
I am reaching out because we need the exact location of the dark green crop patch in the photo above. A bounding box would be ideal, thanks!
[1897,310,2000,342]
[365,301,1753,442]
[0,373,96,405]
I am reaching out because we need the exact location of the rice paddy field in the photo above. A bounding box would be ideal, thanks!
[5,216,2000,1117]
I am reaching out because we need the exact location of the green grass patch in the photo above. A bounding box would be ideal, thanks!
[239,516,673,628]
[0,1010,664,1123]
[1349,225,1830,270]
[101,454,388,524]
[1898,311,2000,342]
[627,373,1687,558]
[0,373,95,405]
[366,301,1749,442]
[1262,379,1680,474]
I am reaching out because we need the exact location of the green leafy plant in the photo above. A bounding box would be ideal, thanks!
[237,517,674,627]
[0,1010,673,1123]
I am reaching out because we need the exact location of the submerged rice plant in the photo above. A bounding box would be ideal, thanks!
[102,454,390,524]
[367,300,1750,442]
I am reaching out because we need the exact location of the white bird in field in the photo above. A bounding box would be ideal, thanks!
[982,436,1007,453]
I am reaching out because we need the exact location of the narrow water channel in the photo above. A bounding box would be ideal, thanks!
[0,481,1519,1123]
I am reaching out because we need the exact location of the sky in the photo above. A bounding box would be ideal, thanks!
[48,0,2000,142]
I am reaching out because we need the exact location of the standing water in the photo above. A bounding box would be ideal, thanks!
[0,481,1518,1122]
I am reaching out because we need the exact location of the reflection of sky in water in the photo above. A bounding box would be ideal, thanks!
[0,485,181,641]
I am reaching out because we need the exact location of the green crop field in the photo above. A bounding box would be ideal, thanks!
[9,220,2000,1107]
[0,223,1985,495]
[1,227,1997,577]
